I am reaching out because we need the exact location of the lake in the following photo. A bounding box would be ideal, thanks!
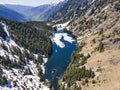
[43,29,77,90]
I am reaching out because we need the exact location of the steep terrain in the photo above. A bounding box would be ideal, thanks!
[51,0,120,90]
[0,0,120,90]
[0,5,25,21]
[0,18,53,89]
[50,0,97,22]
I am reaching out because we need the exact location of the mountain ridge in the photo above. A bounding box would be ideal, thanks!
[0,5,25,21]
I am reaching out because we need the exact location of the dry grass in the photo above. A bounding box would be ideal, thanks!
[78,26,120,90]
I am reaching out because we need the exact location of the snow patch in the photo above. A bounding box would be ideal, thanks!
[1,23,10,37]
[52,21,75,48]
[0,22,24,60]
[0,22,50,90]
[41,57,48,74]
[63,33,75,43]
[0,61,50,90]
[52,32,75,48]
[52,33,65,48]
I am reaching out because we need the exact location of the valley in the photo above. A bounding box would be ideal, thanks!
[0,0,120,90]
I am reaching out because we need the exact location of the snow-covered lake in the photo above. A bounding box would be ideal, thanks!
[43,29,77,90]
[51,30,75,48]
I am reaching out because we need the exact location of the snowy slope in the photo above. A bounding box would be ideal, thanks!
[0,22,49,90]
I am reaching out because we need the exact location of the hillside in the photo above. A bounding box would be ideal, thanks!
[0,18,53,89]
[50,0,94,22]
[25,1,67,21]
[53,0,120,90]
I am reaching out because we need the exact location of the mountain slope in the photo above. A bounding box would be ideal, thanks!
[26,4,53,21]
[26,1,67,21]
[0,5,25,21]
[51,0,120,23]
[4,4,33,15]
[0,18,53,89]
[52,0,120,90]
[50,0,92,22]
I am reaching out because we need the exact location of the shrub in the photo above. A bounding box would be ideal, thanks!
[85,78,89,83]
[97,42,104,52]
[99,29,103,36]
[114,2,120,11]
[92,80,96,84]
[92,38,96,44]
[0,76,8,85]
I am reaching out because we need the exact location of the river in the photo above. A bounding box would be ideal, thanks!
[43,29,77,90]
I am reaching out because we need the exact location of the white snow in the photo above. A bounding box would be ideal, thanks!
[52,33,65,48]
[0,61,50,90]
[0,22,50,90]
[51,0,64,4]
[41,57,48,74]
[52,32,75,48]
[0,22,24,61]
[52,21,75,48]
[1,22,10,37]
[63,33,75,43]
[43,57,48,64]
